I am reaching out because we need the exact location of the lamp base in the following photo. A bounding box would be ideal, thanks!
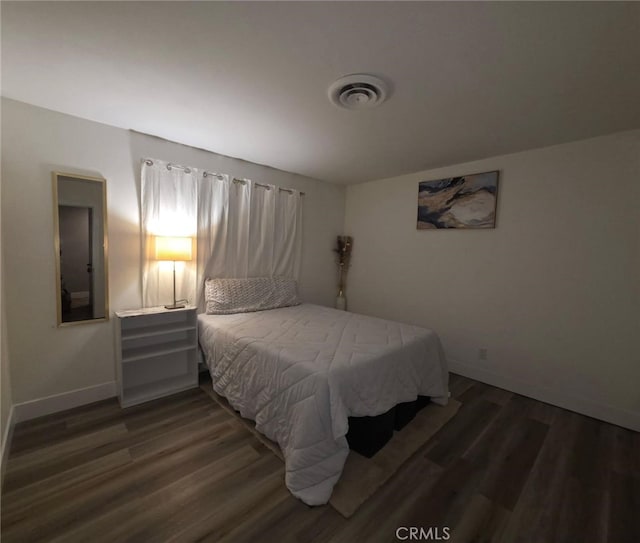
[164,303,185,310]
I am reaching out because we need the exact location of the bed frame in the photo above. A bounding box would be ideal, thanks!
[346,395,431,457]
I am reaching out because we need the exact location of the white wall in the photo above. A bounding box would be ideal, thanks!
[1,98,345,408]
[345,130,640,431]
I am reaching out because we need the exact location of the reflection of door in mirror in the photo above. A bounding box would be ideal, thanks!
[59,206,93,322]
[53,172,108,326]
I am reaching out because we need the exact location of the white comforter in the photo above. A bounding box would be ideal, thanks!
[198,303,448,505]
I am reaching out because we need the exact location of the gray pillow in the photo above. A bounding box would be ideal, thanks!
[204,276,301,315]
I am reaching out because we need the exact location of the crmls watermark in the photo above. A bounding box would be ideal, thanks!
[395,526,451,541]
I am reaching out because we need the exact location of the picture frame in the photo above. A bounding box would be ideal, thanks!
[417,170,499,229]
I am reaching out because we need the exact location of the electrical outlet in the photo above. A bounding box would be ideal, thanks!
[478,348,488,360]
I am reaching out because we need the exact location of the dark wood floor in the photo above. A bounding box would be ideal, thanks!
[1,374,638,542]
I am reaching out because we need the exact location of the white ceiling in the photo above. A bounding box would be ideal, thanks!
[2,1,639,184]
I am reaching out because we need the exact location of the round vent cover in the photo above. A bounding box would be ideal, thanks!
[328,74,389,110]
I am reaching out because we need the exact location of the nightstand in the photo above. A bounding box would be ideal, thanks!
[115,306,198,407]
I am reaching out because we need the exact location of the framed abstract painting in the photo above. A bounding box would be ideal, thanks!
[417,170,499,229]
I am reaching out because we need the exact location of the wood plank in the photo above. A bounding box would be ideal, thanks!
[400,457,480,531]
[1,449,132,517]
[3,423,129,492]
[214,489,302,543]
[449,493,510,543]
[608,471,640,543]
[120,453,281,542]
[425,399,501,467]
[457,382,491,406]
[167,464,286,542]
[496,409,581,543]
[612,425,640,478]
[550,417,614,543]
[10,398,118,437]
[528,399,559,425]
[127,409,230,459]
[8,421,68,456]
[481,386,513,407]
[46,445,264,543]
[478,417,549,511]
[122,392,217,431]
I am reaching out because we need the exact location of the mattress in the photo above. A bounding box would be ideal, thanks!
[198,303,448,505]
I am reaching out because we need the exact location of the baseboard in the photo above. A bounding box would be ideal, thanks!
[448,359,640,432]
[13,381,117,424]
[1,404,16,488]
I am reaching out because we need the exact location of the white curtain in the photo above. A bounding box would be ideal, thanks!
[195,172,230,310]
[141,160,303,310]
[141,159,198,307]
[196,174,303,311]
[247,181,276,276]
[274,190,303,279]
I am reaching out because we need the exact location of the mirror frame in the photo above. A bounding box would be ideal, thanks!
[52,171,109,327]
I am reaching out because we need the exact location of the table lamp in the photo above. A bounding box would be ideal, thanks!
[154,236,193,309]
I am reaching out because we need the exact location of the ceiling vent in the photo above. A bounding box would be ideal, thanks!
[328,74,389,110]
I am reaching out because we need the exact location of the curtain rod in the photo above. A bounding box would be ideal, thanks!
[144,159,305,196]
[230,177,305,196]
[144,159,192,174]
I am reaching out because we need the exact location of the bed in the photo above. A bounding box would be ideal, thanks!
[198,300,449,506]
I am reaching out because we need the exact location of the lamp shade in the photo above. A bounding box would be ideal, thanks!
[154,236,192,261]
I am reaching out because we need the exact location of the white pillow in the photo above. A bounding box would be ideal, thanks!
[204,276,301,315]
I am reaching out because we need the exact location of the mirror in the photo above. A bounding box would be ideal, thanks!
[53,172,109,325]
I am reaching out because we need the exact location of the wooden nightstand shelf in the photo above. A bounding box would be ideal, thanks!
[115,306,198,407]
